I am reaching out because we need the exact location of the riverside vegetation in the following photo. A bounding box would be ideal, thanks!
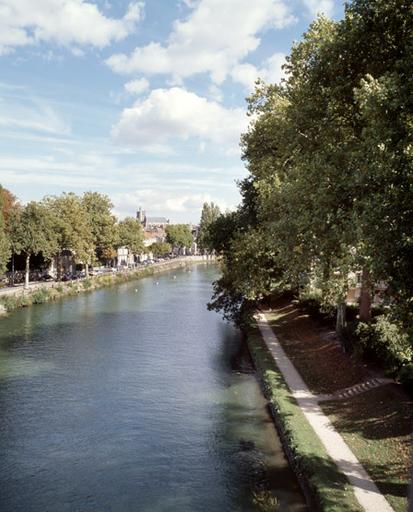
[0,187,195,288]
[201,1,413,510]
[205,0,413,393]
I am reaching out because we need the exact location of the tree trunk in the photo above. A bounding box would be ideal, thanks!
[11,253,15,286]
[336,300,347,335]
[359,267,372,322]
[24,253,30,289]
[85,263,89,278]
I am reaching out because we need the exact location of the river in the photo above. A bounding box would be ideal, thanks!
[0,264,305,511]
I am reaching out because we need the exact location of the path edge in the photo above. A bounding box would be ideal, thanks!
[243,324,363,512]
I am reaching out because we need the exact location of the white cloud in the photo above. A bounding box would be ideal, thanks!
[124,78,150,95]
[231,52,286,91]
[112,189,233,221]
[301,0,334,17]
[111,87,249,150]
[106,0,295,84]
[0,1,144,54]
[208,84,223,102]
[0,101,71,135]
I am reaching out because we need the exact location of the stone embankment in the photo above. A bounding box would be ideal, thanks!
[0,256,215,316]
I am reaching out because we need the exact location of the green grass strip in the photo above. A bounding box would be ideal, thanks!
[246,325,363,512]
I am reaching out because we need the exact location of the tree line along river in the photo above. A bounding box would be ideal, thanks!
[0,264,305,512]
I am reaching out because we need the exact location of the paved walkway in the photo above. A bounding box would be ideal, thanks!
[255,312,394,512]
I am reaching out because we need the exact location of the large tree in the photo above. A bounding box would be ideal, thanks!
[118,217,144,254]
[10,202,58,288]
[82,192,118,264]
[0,189,10,275]
[165,224,193,250]
[197,202,221,252]
[0,185,20,275]
[149,241,171,257]
[209,0,413,336]
[45,193,95,278]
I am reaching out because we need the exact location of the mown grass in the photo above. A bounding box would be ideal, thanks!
[246,326,362,512]
[321,386,412,512]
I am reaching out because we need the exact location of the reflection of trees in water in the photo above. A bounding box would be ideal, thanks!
[210,356,292,510]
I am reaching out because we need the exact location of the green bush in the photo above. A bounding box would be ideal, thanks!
[31,288,51,304]
[20,295,32,307]
[0,295,19,312]
[356,315,413,372]
[298,289,336,321]
[82,279,92,289]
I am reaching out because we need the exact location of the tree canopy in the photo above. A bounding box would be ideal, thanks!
[118,217,144,254]
[165,224,193,249]
[197,202,221,252]
[208,0,413,334]
[82,192,118,263]
[45,193,95,275]
[149,241,171,257]
[10,201,59,287]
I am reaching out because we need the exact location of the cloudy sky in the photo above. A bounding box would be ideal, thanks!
[0,0,343,222]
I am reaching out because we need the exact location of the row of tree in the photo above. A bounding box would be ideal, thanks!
[0,188,145,286]
[0,187,195,287]
[206,0,413,336]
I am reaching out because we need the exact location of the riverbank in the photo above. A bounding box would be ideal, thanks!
[245,301,412,512]
[245,324,362,512]
[0,256,214,316]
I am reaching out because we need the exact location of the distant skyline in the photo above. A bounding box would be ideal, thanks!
[0,0,344,222]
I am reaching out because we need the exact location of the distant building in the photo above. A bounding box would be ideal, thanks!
[116,246,134,267]
[137,206,169,231]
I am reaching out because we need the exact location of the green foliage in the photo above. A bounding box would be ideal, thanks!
[31,288,51,304]
[10,201,58,260]
[355,316,413,371]
[82,192,118,263]
[0,187,10,274]
[45,193,94,267]
[197,202,221,251]
[207,0,413,367]
[165,224,193,249]
[149,241,171,257]
[118,217,144,254]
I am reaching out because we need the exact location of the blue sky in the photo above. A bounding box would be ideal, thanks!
[0,0,344,222]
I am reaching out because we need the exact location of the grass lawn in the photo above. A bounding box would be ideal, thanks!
[264,300,413,512]
[321,386,413,512]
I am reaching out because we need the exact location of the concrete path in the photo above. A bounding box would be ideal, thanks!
[255,312,394,512]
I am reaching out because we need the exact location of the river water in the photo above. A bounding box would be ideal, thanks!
[0,264,305,512]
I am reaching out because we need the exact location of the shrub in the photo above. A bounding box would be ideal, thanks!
[0,295,19,312]
[356,315,413,372]
[31,288,51,304]
[20,295,32,307]
[298,289,335,321]
[82,279,92,289]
